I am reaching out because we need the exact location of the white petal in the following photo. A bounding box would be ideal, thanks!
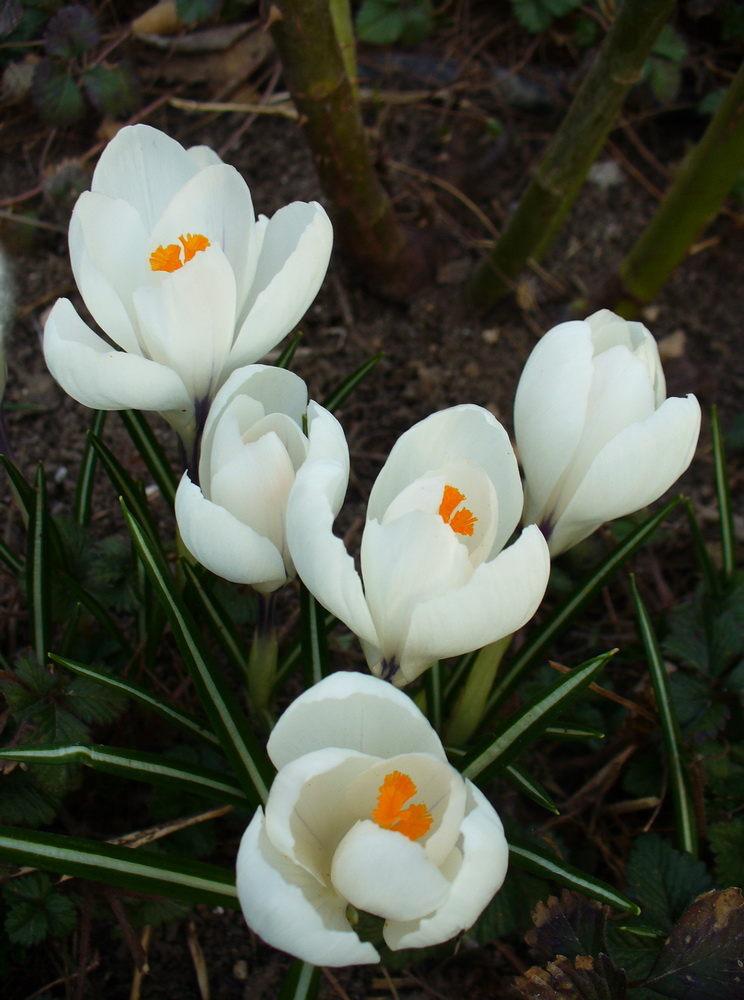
[149,162,259,312]
[305,401,349,470]
[397,525,550,685]
[286,458,378,650]
[175,473,286,588]
[515,321,594,525]
[264,747,374,881]
[133,245,236,401]
[43,298,191,413]
[549,394,701,554]
[331,820,451,922]
[69,193,147,353]
[267,671,447,770]
[368,405,523,557]
[384,783,509,950]
[187,144,224,169]
[91,124,200,233]
[229,201,333,364]
[236,808,379,966]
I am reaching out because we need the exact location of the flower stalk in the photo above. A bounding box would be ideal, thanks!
[248,592,278,716]
[443,635,512,747]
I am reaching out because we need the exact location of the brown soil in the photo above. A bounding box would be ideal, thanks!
[1,5,743,999]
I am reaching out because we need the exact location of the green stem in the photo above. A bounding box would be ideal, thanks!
[329,0,357,91]
[470,0,676,311]
[248,592,278,717]
[443,635,512,746]
[608,58,744,317]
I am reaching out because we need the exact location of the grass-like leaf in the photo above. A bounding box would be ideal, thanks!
[120,409,177,507]
[300,582,331,688]
[51,654,220,748]
[122,502,273,806]
[182,561,250,681]
[684,498,719,597]
[279,959,319,1000]
[0,536,23,576]
[424,661,443,733]
[89,432,164,553]
[1,454,34,523]
[509,833,640,914]
[75,409,106,525]
[461,651,614,784]
[484,499,679,716]
[321,353,383,413]
[505,763,559,814]
[631,577,698,856]
[0,744,247,809]
[57,572,132,655]
[0,825,238,909]
[27,465,51,665]
[711,406,736,583]
[275,330,303,369]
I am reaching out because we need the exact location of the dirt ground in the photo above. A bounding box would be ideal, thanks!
[1,4,743,998]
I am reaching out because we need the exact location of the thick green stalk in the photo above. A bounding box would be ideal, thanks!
[607,58,744,317]
[270,1,428,299]
[443,636,511,746]
[329,0,357,88]
[470,0,676,311]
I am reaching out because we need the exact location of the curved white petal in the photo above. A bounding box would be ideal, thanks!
[133,245,236,401]
[368,405,524,556]
[549,394,701,554]
[332,820,451,922]
[306,402,349,475]
[397,525,550,685]
[43,298,191,413]
[267,671,446,770]
[175,474,286,588]
[149,162,259,312]
[286,458,378,650]
[229,201,333,364]
[187,144,224,169]
[91,124,200,233]
[514,321,594,525]
[264,747,374,881]
[384,783,509,950]
[69,193,147,353]
[236,809,379,966]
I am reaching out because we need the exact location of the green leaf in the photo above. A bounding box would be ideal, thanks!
[504,763,559,814]
[31,57,85,124]
[75,409,106,525]
[279,959,319,1000]
[625,834,712,934]
[89,432,164,554]
[472,865,550,941]
[300,582,331,688]
[321,353,383,413]
[1,454,35,522]
[641,888,744,999]
[356,0,406,44]
[275,331,302,370]
[81,63,139,116]
[0,768,62,826]
[510,0,581,34]
[461,651,613,784]
[663,591,709,673]
[712,406,736,583]
[708,819,744,888]
[0,825,239,909]
[632,578,698,855]
[43,4,99,57]
[3,872,77,946]
[509,834,639,914]
[0,535,23,576]
[182,561,250,682]
[176,0,221,26]
[0,744,247,808]
[27,464,51,666]
[484,499,679,715]
[122,502,273,806]
[120,409,177,507]
[671,672,729,743]
[525,890,610,963]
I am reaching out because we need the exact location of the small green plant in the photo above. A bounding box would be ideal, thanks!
[356,0,432,46]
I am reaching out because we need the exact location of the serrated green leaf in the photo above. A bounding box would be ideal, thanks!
[81,62,139,116]
[0,768,62,826]
[356,0,406,44]
[708,819,744,889]
[514,953,628,1000]
[461,651,613,784]
[525,890,610,963]
[663,592,709,673]
[641,888,744,999]
[472,865,550,941]
[31,57,85,124]
[671,672,729,742]
[3,872,77,946]
[0,825,239,909]
[625,834,713,934]
[510,0,581,34]
[43,5,98,57]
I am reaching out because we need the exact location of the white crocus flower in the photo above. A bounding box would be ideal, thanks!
[43,124,332,448]
[286,404,550,686]
[175,365,347,593]
[514,309,701,556]
[237,671,509,966]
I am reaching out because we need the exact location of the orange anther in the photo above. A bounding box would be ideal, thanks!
[439,484,477,537]
[180,233,210,261]
[372,770,432,842]
[149,233,211,272]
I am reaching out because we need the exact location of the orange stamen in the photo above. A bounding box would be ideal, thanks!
[372,770,432,842]
[439,484,477,537]
[149,233,210,272]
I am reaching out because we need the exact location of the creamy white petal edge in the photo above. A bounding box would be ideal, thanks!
[267,671,446,770]
[236,808,379,966]
[43,298,191,413]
